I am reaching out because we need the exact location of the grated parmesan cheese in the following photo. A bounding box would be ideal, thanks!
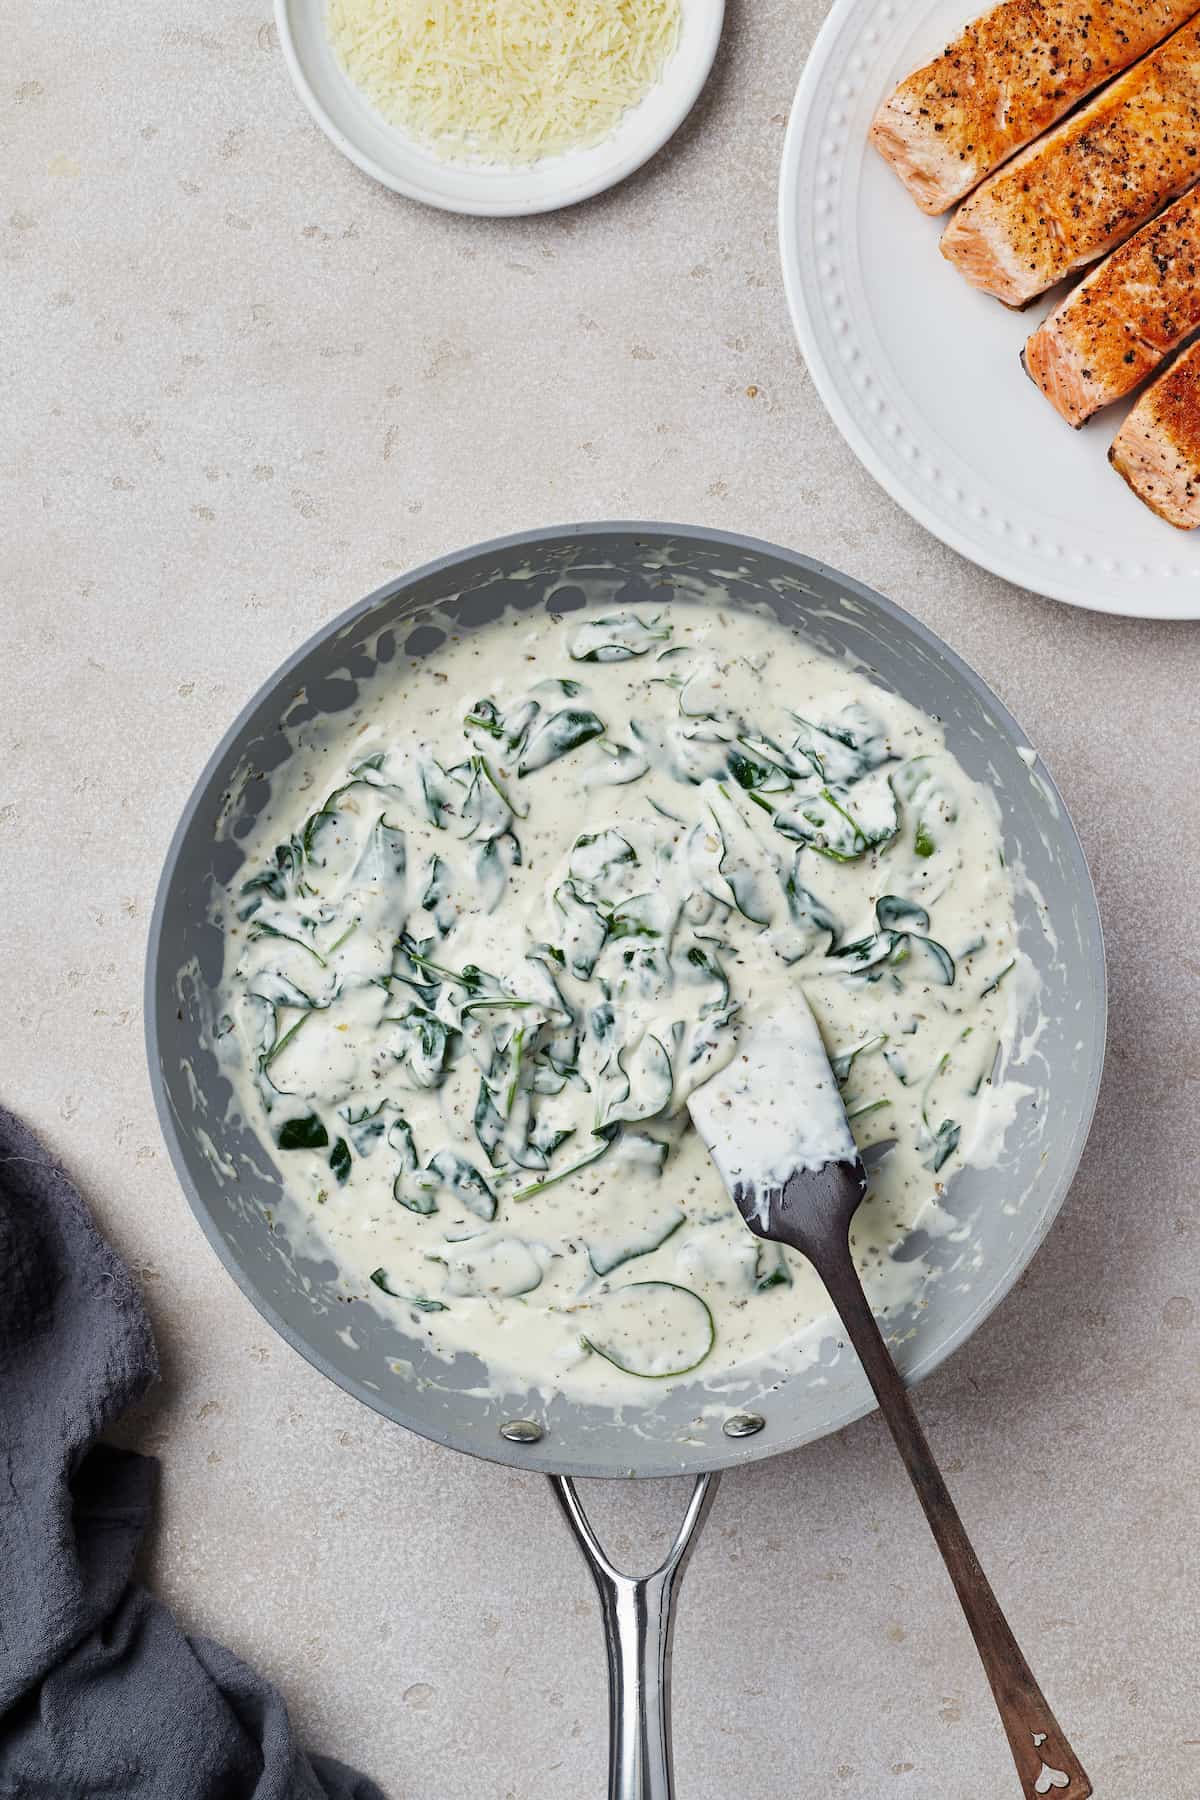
[326,0,682,165]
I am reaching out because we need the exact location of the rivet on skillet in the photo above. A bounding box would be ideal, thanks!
[499,1418,544,1444]
[722,1412,765,1439]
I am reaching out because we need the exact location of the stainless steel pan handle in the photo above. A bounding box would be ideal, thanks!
[550,1472,720,1800]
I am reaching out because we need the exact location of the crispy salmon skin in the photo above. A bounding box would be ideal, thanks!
[941,18,1200,305]
[1024,187,1200,426]
[1110,340,1200,525]
[872,0,1199,216]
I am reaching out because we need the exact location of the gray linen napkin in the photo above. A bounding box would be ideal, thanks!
[0,1106,387,1800]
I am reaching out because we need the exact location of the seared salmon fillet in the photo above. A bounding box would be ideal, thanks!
[1109,339,1200,523]
[872,0,1200,215]
[1024,186,1200,425]
[941,18,1200,305]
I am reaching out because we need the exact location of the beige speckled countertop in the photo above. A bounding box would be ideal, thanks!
[6,3,1200,1795]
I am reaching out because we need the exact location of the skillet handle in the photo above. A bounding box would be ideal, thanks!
[810,1236,1092,1800]
[549,1472,719,1800]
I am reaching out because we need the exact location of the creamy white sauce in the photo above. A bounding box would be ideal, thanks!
[212,603,1034,1400]
[687,1002,857,1230]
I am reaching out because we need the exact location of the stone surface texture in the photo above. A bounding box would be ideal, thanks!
[5,2,1199,1795]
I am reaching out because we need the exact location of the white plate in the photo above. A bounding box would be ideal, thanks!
[778,0,1200,618]
[276,0,724,218]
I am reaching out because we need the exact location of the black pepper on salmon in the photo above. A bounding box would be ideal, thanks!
[941,18,1200,305]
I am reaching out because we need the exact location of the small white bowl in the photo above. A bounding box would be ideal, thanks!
[276,0,725,216]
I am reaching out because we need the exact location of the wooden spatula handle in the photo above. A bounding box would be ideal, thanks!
[816,1237,1091,1799]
